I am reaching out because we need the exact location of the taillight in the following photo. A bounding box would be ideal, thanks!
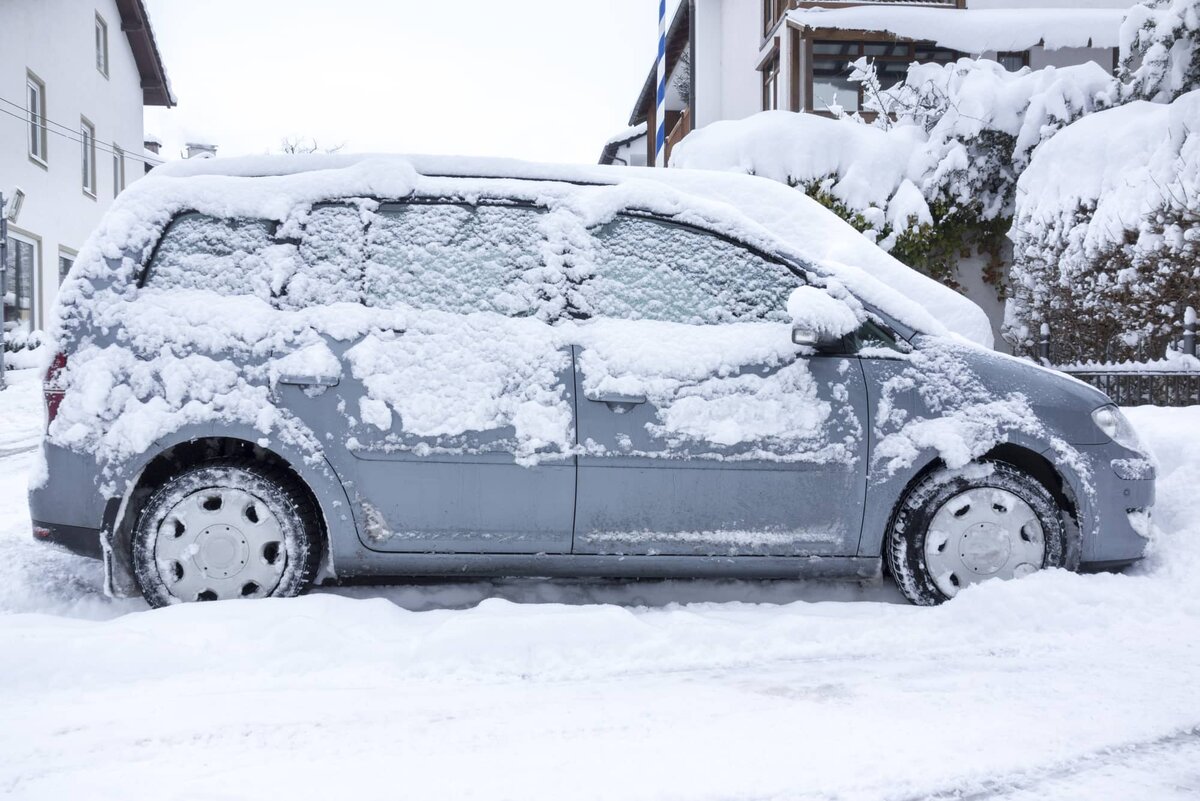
[43,351,68,428]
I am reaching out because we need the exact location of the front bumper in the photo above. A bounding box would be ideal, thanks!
[1069,443,1156,566]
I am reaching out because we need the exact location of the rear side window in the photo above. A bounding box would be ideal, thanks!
[144,214,276,298]
[364,203,543,316]
[581,215,800,324]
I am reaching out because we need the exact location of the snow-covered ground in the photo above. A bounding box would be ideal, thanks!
[1,367,1198,800]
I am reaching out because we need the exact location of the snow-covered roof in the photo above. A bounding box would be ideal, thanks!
[787,7,1125,53]
[605,122,648,147]
[130,154,992,346]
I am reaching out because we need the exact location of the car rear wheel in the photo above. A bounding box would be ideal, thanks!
[132,460,320,607]
[887,462,1070,606]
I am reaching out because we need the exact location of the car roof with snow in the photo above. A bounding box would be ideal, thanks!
[80,154,991,346]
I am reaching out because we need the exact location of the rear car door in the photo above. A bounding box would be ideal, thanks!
[571,215,869,557]
[274,201,577,554]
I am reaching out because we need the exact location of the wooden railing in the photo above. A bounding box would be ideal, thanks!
[664,107,692,166]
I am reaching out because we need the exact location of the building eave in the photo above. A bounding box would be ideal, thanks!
[115,0,175,107]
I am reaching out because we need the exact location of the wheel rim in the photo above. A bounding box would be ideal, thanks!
[924,486,1047,598]
[153,486,287,602]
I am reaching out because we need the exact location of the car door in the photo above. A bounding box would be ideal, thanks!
[571,214,869,557]
[274,201,577,555]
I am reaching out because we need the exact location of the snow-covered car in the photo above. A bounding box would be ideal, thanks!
[28,155,1155,607]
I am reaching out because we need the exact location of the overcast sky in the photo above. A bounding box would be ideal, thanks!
[142,0,663,165]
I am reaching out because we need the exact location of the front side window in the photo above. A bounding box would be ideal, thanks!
[144,214,277,299]
[288,204,366,308]
[364,203,543,316]
[3,235,37,331]
[95,13,109,76]
[27,73,46,162]
[580,216,801,325]
[81,118,96,195]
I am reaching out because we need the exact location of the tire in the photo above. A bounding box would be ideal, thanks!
[887,462,1072,606]
[132,459,321,607]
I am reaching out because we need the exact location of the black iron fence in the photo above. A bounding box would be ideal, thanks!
[1043,307,1199,407]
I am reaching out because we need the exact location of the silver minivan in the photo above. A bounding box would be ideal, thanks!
[28,157,1155,607]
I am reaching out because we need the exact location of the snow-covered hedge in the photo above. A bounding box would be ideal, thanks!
[672,59,1114,290]
[1006,90,1200,362]
[1003,0,1200,362]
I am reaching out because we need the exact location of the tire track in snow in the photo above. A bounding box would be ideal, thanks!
[895,725,1200,801]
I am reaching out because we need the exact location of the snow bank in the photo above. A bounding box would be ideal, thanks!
[787,6,1126,54]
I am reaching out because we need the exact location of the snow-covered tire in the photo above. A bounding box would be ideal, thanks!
[132,460,321,608]
[887,462,1071,606]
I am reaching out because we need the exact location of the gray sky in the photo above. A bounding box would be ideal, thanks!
[142,0,661,165]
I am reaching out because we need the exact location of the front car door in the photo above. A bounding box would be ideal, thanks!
[571,214,869,557]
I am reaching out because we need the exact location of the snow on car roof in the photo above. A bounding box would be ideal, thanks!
[139,154,990,346]
[787,6,1125,54]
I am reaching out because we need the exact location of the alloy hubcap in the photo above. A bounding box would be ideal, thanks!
[924,487,1046,597]
[154,487,286,602]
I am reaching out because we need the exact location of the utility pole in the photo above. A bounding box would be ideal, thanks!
[0,191,8,390]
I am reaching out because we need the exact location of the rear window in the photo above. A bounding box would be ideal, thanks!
[143,214,277,299]
[579,215,800,324]
[364,203,543,316]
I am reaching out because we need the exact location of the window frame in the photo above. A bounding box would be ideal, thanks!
[58,247,78,286]
[4,228,42,330]
[95,13,110,77]
[807,37,961,115]
[996,51,1029,72]
[112,144,125,197]
[26,71,47,166]
[80,117,97,197]
[760,47,781,111]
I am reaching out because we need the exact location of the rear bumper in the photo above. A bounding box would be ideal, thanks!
[31,520,104,559]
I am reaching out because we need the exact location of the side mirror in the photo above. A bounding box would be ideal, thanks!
[787,285,861,352]
[791,325,842,350]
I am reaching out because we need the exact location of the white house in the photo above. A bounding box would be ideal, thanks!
[604,0,1134,167]
[1,0,173,335]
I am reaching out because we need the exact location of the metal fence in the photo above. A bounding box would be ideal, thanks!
[1046,307,1199,407]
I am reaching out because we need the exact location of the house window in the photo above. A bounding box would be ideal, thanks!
[3,233,37,331]
[58,253,75,285]
[997,51,1029,72]
[26,72,47,163]
[763,0,789,36]
[810,39,962,114]
[112,145,126,197]
[95,13,109,77]
[761,50,780,111]
[81,118,97,196]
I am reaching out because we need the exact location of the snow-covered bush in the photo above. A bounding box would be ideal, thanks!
[672,59,1115,291]
[1004,0,1200,362]
[1006,91,1200,362]
[1121,0,1200,103]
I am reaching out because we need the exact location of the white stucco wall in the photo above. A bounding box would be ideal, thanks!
[0,0,147,330]
[693,0,764,128]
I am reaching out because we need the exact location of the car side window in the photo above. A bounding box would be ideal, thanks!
[143,213,277,299]
[580,215,801,324]
[284,204,366,309]
[364,203,543,317]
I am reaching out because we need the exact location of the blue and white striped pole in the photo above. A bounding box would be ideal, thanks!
[655,0,667,167]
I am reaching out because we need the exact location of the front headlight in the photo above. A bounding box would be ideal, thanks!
[1091,404,1147,454]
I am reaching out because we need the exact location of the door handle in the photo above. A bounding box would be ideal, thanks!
[278,374,340,388]
[584,392,647,405]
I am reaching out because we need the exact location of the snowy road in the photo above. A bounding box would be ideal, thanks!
[1,368,1198,800]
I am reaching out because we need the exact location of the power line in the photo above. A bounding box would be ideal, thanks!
[0,96,165,168]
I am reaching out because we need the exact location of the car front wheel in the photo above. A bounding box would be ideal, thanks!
[887,462,1072,605]
[132,460,321,607]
